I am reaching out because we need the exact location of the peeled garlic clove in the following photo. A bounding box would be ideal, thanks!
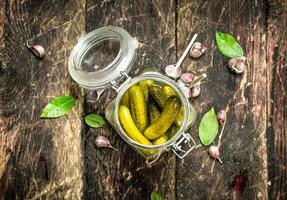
[208,145,222,163]
[180,72,194,83]
[189,42,207,58]
[228,56,246,74]
[165,64,182,79]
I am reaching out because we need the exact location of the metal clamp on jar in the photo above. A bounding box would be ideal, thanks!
[68,26,197,162]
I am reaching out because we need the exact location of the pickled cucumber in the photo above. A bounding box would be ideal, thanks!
[163,85,177,99]
[120,89,130,107]
[148,101,161,124]
[139,80,149,103]
[163,86,183,127]
[144,96,181,140]
[149,85,166,109]
[129,94,136,122]
[129,85,148,132]
[152,135,168,145]
[146,80,154,87]
[174,106,184,127]
[119,105,155,156]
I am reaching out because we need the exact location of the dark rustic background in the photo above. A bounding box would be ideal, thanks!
[0,0,286,200]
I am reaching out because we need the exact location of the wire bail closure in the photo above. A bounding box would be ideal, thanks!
[172,133,196,159]
[111,71,131,92]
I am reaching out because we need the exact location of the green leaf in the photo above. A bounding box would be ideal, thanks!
[199,107,219,146]
[41,96,75,118]
[151,192,163,200]
[84,114,105,128]
[215,31,244,58]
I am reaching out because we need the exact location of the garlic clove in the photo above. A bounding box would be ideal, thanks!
[176,79,187,87]
[190,48,203,58]
[217,110,226,124]
[228,56,246,74]
[27,40,45,59]
[165,64,182,79]
[176,79,192,98]
[189,42,207,58]
[193,41,204,49]
[191,83,201,97]
[208,145,222,163]
[95,135,117,151]
[180,72,194,83]
[182,86,192,98]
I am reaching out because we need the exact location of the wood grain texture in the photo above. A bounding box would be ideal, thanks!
[176,0,268,199]
[83,1,177,199]
[0,0,286,199]
[0,0,85,199]
[266,0,287,199]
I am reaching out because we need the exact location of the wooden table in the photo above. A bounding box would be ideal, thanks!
[0,1,286,199]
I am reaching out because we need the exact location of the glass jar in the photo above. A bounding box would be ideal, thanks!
[69,26,197,161]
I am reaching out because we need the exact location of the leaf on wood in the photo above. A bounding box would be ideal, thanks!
[151,191,163,200]
[199,107,219,146]
[41,96,75,118]
[85,114,105,128]
[215,31,244,58]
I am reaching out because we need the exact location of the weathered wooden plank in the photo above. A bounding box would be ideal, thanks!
[0,0,85,199]
[1,1,285,199]
[176,0,268,199]
[84,0,176,199]
[266,0,287,199]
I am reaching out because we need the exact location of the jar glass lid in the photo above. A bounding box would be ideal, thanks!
[68,26,139,90]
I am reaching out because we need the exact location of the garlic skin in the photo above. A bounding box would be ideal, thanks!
[208,145,222,163]
[95,135,117,150]
[180,72,194,83]
[165,64,182,79]
[228,56,246,74]
[217,110,226,124]
[177,79,192,98]
[191,83,201,97]
[189,42,207,58]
